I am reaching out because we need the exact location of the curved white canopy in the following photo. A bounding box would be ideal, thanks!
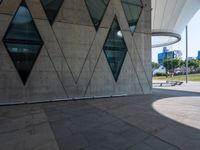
[152,0,200,47]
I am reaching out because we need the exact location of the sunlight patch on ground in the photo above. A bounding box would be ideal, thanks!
[152,97,200,130]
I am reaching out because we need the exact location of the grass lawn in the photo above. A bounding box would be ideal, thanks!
[153,73,200,82]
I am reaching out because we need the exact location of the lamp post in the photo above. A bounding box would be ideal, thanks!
[186,26,188,84]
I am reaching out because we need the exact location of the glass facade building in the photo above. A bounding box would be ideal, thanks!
[198,51,200,60]
[158,51,174,65]
[158,47,182,65]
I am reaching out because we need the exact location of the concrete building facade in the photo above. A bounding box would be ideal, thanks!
[0,0,151,105]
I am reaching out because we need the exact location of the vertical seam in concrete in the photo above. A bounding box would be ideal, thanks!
[153,0,157,28]
[44,45,69,97]
[166,0,177,28]
[160,0,167,29]
[127,50,144,94]
[133,38,152,89]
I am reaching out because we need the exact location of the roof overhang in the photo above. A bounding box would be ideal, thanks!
[152,0,200,48]
[152,30,181,48]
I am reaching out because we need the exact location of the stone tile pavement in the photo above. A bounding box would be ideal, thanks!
[0,87,200,150]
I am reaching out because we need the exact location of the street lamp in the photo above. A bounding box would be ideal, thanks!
[186,26,188,84]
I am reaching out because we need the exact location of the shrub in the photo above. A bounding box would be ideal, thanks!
[156,72,166,76]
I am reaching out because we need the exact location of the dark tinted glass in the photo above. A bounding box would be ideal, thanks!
[85,0,110,30]
[121,0,143,33]
[40,0,64,25]
[122,0,142,6]
[5,43,41,84]
[4,2,42,42]
[3,1,43,84]
[103,18,128,81]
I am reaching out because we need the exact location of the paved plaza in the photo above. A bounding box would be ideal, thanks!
[0,83,200,150]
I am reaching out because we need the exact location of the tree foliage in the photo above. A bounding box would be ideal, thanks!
[188,59,200,71]
[163,58,200,73]
[163,59,184,72]
[152,62,160,69]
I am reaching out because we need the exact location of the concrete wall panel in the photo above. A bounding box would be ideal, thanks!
[0,0,151,104]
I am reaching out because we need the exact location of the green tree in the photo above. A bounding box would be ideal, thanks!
[188,59,200,72]
[152,62,160,69]
[180,59,185,67]
[163,59,183,72]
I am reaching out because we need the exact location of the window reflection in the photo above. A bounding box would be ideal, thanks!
[85,0,110,30]
[5,4,42,42]
[121,0,143,33]
[40,0,64,25]
[3,1,43,84]
[5,43,41,83]
[103,17,128,81]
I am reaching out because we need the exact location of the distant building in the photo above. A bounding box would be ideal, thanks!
[158,47,182,65]
[163,47,169,53]
[174,50,182,59]
[198,51,200,60]
[188,57,196,60]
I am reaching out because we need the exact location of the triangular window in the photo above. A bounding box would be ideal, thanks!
[121,0,143,33]
[85,0,110,30]
[40,0,64,25]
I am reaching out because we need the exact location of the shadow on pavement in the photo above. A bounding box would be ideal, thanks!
[0,88,200,150]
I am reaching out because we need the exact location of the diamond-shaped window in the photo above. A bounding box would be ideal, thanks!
[121,0,143,33]
[103,17,128,81]
[3,1,43,84]
[40,0,64,25]
[85,0,110,31]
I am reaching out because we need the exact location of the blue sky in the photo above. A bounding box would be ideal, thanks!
[152,9,200,63]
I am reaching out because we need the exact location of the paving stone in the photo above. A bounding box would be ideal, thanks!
[0,123,59,150]
[50,120,72,139]
[0,88,200,150]
[57,134,88,150]
[128,143,154,150]
[144,137,180,150]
